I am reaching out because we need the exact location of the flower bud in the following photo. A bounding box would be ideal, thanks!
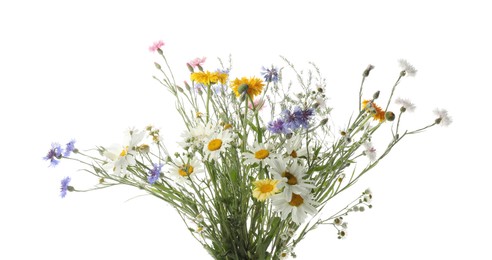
[197,64,204,72]
[154,62,162,70]
[176,86,184,93]
[184,81,191,91]
[373,90,380,99]
[186,63,194,73]
[363,64,375,77]
[385,111,395,121]
[319,118,329,126]
[238,83,249,94]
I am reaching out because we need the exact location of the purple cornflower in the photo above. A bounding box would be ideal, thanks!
[261,66,279,83]
[148,163,163,184]
[60,176,72,198]
[44,143,63,167]
[63,139,76,157]
[292,107,314,128]
[269,107,315,135]
[281,109,298,129]
[267,119,290,134]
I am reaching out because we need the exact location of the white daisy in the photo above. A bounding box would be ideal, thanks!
[363,142,377,162]
[284,134,308,160]
[243,142,276,165]
[178,122,216,149]
[271,192,318,225]
[103,128,145,175]
[268,158,315,200]
[395,97,416,112]
[203,130,233,161]
[169,157,203,184]
[433,108,452,126]
[398,59,417,77]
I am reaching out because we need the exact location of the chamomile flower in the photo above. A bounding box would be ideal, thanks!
[178,123,216,149]
[169,157,203,184]
[103,128,145,175]
[268,158,315,200]
[203,131,233,162]
[243,142,276,165]
[284,134,308,160]
[271,192,318,225]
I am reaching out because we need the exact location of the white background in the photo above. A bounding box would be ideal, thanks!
[1,0,490,259]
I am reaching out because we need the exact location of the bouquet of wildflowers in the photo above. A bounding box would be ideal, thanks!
[45,40,451,259]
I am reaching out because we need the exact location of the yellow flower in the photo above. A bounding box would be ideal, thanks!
[362,100,386,122]
[190,71,228,86]
[252,179,280,201]
[231,77,265,98]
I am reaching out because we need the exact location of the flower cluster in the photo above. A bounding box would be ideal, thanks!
[268,107,315,134]
[45,42,451,259]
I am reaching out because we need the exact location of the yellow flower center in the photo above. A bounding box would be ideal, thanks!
[282,171,298,185]
[119,146,129,157]
[178,164,194,177]
[260,183,275,193]
[254,149,270,159]
[208,139,223,151]
[290,150,298,158]
[223,123,232,130]
[289,193,304,207]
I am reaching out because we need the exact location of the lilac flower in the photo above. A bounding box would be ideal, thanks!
[261,66,279,83]
[267,119,289,134]
[60,176,71,198]
[363,142,377,162]
[63,139,76,157]
[44,143,63,167]
[148,163,163,184]
[433,108,452,126]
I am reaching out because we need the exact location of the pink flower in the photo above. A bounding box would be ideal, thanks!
[248,98,266,111]
[188,57,207,68]
[149,40,165,52]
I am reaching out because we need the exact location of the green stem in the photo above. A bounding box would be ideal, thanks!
[384,75,403,112]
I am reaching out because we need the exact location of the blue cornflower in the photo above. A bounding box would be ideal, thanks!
[282,109,299,129]
[44,143,63,167]
[148,163,163,184]
[60,176,72,198]
[216,68,230,75]
[267,119,290,134]
[260,66,279,83]
[292,107,315,128]
[63,139,76,157]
